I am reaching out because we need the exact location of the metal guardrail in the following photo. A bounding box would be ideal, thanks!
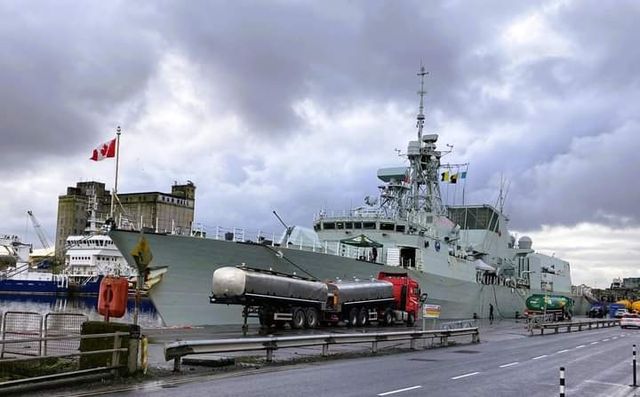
[165,327,480,371]
[527,319,620,335]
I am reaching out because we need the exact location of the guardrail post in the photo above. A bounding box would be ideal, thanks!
[578,323,582,331]
[588,322,592,330]
[633,344,637,387]
[472,331,479,344]
[560,367,566,397]
[322,344,329,357]
[566,325,571,333]
[174,357,182,372]
[266,348,273,362]
[410,336,417,350]
[372,341,378,354]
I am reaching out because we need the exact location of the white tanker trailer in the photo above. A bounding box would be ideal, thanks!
[210,266,422,329]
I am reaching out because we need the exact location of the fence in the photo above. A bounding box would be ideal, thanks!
[0,331,130,390]
[0,311,88,358]
[165,327,480,371]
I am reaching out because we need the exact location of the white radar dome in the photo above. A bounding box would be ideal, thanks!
[518,236,533,250]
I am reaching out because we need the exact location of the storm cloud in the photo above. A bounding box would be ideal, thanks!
[1,0,639,284]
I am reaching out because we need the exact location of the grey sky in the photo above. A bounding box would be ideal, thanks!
[1,0,639,285]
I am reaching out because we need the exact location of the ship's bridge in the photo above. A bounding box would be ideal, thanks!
[313,210,408,235]
[447,205,501,233]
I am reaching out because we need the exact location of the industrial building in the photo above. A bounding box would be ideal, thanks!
[55,181,196,259]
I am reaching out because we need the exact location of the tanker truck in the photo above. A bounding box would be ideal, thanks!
[209,266,421,329]
[524,294,574,322]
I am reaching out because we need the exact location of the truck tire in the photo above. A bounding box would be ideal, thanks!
[407,312,415,327]
[305,307,319,329]
[348,307,358,327]
[292,307,306,329]
[382,308,394,326]
[358,308,369,327]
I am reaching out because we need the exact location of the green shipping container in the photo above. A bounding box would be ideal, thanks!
[526,294,574,312]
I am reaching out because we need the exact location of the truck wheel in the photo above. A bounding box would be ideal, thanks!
[407,312,415,327]
[348,307,358,327]
[358,308,369,327]
[305,307,319,329]
[292,308,305,329]
[382,309,394,326]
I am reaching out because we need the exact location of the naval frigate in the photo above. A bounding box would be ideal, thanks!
[109,68,592,326]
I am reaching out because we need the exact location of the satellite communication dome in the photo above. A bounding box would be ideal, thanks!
[518,236,533,250]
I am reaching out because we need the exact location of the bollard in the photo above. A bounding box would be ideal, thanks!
[372,341,378,354]
[633,344,637,387]
[322,344,329,357]
[560,367,565,397]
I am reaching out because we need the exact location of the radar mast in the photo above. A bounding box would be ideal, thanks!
[406,66,446,219]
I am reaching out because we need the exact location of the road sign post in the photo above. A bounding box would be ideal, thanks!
[422,304,441,330]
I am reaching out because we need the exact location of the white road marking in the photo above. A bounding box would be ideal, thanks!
[451,372,480,380]
[557,349,569,354]
[603,339,610,342]
[378,385,423,396]
[590,342,599,345]
[532,355,547,360]
[499,362,519,368]
[612,336,618,340]
[585,380,629,388]
[575,345,585,349]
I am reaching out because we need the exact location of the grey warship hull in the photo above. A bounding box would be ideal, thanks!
[110,229,588,326]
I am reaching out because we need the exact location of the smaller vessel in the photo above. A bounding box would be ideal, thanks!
[64,234,166,295]
[0,234,101,295]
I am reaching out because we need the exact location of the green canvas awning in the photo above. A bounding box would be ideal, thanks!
[340,234,383,248]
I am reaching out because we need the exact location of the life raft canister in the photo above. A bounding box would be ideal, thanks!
[98,276,129,318]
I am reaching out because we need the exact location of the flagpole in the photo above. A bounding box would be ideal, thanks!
[110,126,121,219]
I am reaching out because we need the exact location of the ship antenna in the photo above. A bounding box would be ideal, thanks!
[416,65,428,143]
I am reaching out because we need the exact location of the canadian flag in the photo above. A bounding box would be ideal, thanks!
[90,138,117,161]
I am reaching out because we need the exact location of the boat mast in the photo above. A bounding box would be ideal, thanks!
[407,66,446,217]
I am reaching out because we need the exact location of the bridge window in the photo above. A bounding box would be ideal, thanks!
[395,225,405,232]
[353,222,362,229]
[345,222,353,229]
[336,222,344,229]
[448,207,500,232]
[363,222,376,230]
[323,222,336,230]
[380,223,394,231]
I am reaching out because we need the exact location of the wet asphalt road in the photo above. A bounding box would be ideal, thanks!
[42,321,640,397]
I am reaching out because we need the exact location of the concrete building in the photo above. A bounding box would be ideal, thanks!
[56,181,196,259]
[55,181,111,258]
[623,278,640,290]
[116,181,196,235]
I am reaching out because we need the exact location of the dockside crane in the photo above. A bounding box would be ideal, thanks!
[27,210,52,250]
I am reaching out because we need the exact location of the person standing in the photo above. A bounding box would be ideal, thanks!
[489,303,494,323]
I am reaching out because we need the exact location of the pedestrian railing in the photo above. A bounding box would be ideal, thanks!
[528,318,619,335]
[1,311,88,358]
[165,327,480,372]
[441,319,476,330]
[0,331,130,391]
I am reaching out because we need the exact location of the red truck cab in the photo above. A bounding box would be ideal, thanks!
[377,272,420,320]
